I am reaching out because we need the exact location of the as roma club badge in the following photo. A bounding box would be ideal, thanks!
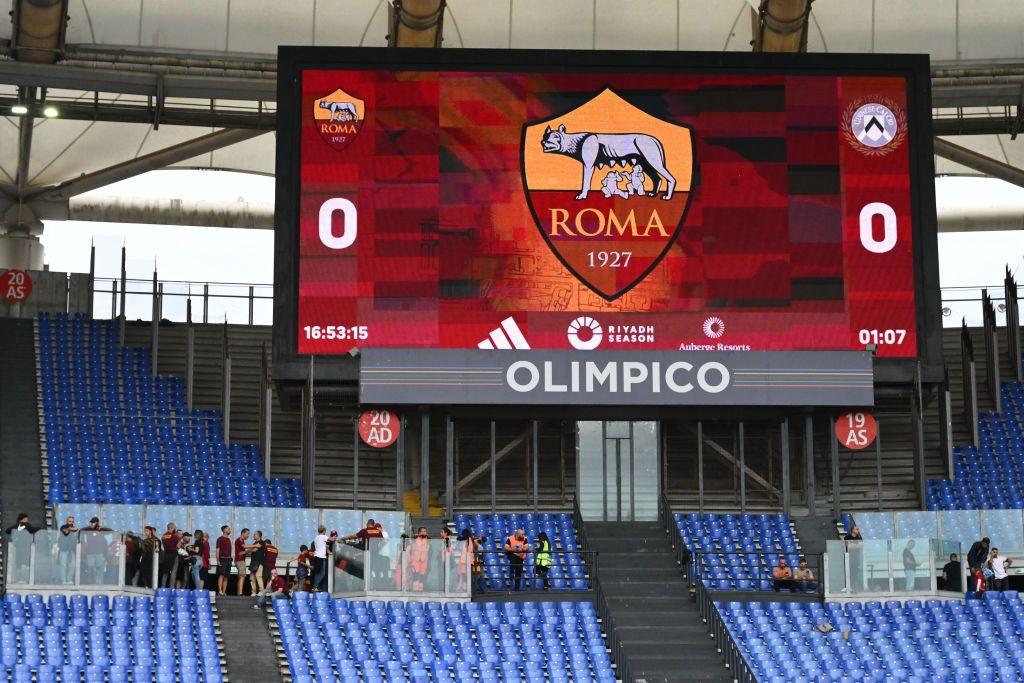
[522,87,695,301]
[313,88,365,152]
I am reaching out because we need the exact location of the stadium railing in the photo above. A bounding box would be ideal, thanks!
[694,579,757,683]
[5,529,158,594]
[328,538,471,600]
[823,538,968,599]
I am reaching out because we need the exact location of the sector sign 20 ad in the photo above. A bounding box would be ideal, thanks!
[289,51,927,358]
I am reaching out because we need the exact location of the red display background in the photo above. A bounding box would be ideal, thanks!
[297,70,916,357]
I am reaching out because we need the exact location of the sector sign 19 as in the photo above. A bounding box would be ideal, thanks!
[284,50,929,359]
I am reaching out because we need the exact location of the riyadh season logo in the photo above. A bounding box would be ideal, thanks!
[567,316,603,350]
[702,316,725,339]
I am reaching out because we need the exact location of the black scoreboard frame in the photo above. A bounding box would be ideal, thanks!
[272,47,942,388]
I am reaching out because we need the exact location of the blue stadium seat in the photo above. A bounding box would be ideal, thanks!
[1,590,221,681]
[275,594,615,682]
[673,513,804,591]
[719,592,1024,682]
[37,312,304,507]
[927,379,1024,510]
[451,513,588,590]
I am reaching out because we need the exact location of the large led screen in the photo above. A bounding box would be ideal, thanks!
[281,51,936,359]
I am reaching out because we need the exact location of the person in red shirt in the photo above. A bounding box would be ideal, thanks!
[190,530,211,590]
[262,537,279,587]
[253,569,288,609]
[290,545,312,591]
[215,525,233,596]
[234,528,250,596]
[159,522,178,588]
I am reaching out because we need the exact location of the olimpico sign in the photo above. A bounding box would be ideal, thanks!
[359,350,874,407]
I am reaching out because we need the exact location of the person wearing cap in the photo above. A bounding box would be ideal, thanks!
[82,517,111,584]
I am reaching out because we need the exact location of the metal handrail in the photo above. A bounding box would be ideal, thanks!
[658,493,692,588]
[695,577,757,683]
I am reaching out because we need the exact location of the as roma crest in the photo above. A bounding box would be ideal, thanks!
[522,87,695,301]
[313,88,365,152]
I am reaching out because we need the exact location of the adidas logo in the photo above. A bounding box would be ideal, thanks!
[477,317,531,350]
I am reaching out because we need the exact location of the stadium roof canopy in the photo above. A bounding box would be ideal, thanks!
[1,0,1023,231]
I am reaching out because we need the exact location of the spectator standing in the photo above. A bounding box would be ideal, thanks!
[57,516,79,584]
[262,537,279,586]
[408,527,431,591]
[291,545,312,591]
[191,530,210,590]
[793,558,816,592]
[504,529,531,591]
[139,526,159,588]
[844,525,864,591]
[159,523,178,588]
[176,532,194,588]
[942,553,962,592]
[215,526,233,596]
[903,540,919,591]
[772,557,795,592]
[989,548,1012,592]
[253,569,288,609]
[247,530,267,594]
[534,532,552,591]
[82,517,110,584]
[5,513,38,583]
[312,525,329,592]
[967,537,990,595]
[234,528,250,596]
[345,519,386,579]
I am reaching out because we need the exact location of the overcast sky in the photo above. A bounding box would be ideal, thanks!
[38,170,1024,327]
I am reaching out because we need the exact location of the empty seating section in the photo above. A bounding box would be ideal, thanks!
[38,313,303,507]
[720,592,1024,682]
[0,590,221,683]
[276,593,614,683]
[928,382,1024,510]
[452,513,587,590]
[674,513,801,590]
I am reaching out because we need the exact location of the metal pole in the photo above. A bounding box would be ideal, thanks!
[781,418,791,517]
[150,271,159,379]
[602,421,609,521]
[697,421,704,514]
[396,415,406,512]
[532,420,539,514]
[876,422,884,512]
[119,245,127,343]
[353,417,360,509]
[203,283,209,323]
[831,416,841,520]
[490,420,496,515]
[628,421,635,523]
[185,299,194,411]
[222,359,231,444]
[738,422,746,515]
[420,413,430,518]
[445,416,454,517]
[87,241,95,317]
[261,345,272,478]
[805,415,816,516]
[111,280,118,319]
[248,285,254,325]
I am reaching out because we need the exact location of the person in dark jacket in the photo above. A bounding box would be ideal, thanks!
[5,513,38,583]
[967,537,990,595]
[844,525,864,591]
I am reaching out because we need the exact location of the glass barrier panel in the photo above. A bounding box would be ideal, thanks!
[190,506,233,541]
[848,539,890,593]
[331,543,366,596]
[103,505,145,534]
[79,530,123,587]
[278,509,319,556]
[825,540,848,594]
[31,530,62,585]
[982,510,1024,556]
[6,530,34,585]
[895,512,937,540]
[938,510,982,549]
[403,538,446,595]
[446,541,472,596]
[894,538,929,592]
[56,504,96,530]
[853,512,895,539]
[365,511,408,539]
[55,528,81,586]
[322,510,362,541]
[236,507,276,548]
[936,540,963,593]
[366,537,403,593]
[144,505,184,532]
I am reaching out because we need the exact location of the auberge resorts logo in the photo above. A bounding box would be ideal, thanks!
[522,87,695,301]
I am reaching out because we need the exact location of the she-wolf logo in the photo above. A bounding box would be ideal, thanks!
[313,88,366,152]
[522,87,695,301]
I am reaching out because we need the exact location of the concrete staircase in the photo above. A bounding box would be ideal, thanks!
[584,522,730,683]
[216,595,283,682]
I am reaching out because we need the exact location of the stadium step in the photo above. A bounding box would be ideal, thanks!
[216,595,283,683]
[584,521,731,682]
[0,317,46,529]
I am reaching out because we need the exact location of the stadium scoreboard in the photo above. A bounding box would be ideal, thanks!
[274,48,940,397]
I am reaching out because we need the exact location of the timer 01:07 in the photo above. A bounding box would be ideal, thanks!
[303,325,368,341]
[857,329,907,346]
